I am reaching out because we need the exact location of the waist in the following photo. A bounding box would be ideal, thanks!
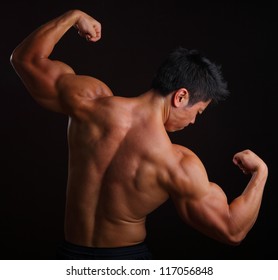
[65,216,147,248]
[56,240,152,260]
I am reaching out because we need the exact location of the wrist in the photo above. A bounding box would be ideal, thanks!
[60,9,84,29]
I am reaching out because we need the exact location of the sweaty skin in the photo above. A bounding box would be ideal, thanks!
[10,10,268,247]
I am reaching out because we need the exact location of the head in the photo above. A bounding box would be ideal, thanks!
[151,46,230,131]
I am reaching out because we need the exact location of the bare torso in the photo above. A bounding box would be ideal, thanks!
[64,95,175,247]
[10,8,268,252]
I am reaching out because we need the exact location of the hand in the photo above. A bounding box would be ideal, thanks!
[232,149,267,175]
[74,12,101,42]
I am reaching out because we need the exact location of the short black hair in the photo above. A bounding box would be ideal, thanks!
[151,47,230,105]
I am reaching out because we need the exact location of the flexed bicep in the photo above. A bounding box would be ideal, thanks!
[12,56,75,112]
[169,153,237,245]
[10,10,103,113]
[176,183,239,245]
[169,145,268,246]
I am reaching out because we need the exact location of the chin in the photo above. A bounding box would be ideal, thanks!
[165,126,174,132]
[166,127,182,132]
[165,123,185,132]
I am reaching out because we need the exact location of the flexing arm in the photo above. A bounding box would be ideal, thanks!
[10,9,112,116]
[171,148,268,245]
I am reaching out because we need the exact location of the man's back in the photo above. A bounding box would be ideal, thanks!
[10,9,268,259]
[65,94,172,247]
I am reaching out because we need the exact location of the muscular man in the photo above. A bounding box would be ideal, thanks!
[10,10,268,260]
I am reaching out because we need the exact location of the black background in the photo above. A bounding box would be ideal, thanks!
[1,0,277,260]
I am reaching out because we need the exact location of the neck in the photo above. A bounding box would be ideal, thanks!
[137,89,171,125]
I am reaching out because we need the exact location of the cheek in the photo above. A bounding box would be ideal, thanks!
[182,110,192,121]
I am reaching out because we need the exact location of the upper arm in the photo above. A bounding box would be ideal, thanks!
[169,146,238,244]
[11,55,113,117]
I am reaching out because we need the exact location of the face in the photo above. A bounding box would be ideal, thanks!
[165,100,211,132]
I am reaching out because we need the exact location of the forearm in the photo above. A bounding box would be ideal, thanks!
[229,163,268,239]
[11,10,81,63]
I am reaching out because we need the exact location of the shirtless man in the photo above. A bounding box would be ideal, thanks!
[10,10,268,260]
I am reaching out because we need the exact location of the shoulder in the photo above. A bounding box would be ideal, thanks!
[172,144,203,168]
[167,144,209,198]
[172,143,195,156]
[59,74,114,98]
[57,74,114,118]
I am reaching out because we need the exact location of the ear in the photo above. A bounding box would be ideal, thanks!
[172,88,189,108]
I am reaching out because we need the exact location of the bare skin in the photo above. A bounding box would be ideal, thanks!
[10,10,268,248]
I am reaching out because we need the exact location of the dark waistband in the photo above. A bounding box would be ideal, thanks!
[57,240,152,260]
